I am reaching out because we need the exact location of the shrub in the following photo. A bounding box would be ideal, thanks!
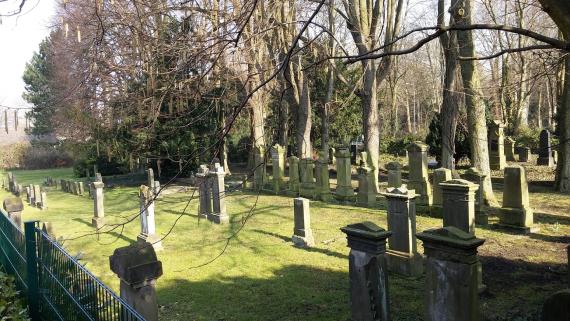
[0,142,73,170]
[385,134,423,156]
[512,127,543,153]
[0,271,29,321]
[73,156,129,177]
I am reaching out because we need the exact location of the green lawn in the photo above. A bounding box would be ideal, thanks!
[0,167,568,321]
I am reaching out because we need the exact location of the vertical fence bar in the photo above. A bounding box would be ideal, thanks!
[24,221,40,321]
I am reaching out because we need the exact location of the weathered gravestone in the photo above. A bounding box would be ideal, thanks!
[417,227,485,321]
[39,192,47,210]
[109,243,163,321]
[253,146,266,190]
[441,179,478,235]
[385,162,402,188]
[541,290,570,321]
[147,168,155,192]
[91,181,105,229]
[341,222,391,321]
[537,129,554,167]
[3,198,23,227]
[208,166,229,224]
[78,182,84,196]
[505,137,516,162]
[33,185,42,208]
[287,156,300,193]
[138,185,162,249]
[315,152,332,201]
[328,147,336,165]
[334,148,355,202]
[196,165,211,219]
[407,141,433,208]
[299,158,316,198]
[291,197,314,247]
[489,120,507,170]
[357,163,376,207]
[25,186,32,205]
[382,186,423,277]
[271,144,285,193]
[519,147,531,163]
[432,168,452,218]
[498,165,538,233]
[462,168,488,225]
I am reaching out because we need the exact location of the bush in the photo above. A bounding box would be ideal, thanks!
[0,271,29,321]
[425,112,470,164]
[385,134,423,156]
[513,127,542,153]
[228,135,250,163]
[73,156,129,177]
[0,142,73,170]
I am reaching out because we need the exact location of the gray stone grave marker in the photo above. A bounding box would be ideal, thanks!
[292,197,314,247]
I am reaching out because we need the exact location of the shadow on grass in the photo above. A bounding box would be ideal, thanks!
[252,229,348,260]
[535,211,570,226]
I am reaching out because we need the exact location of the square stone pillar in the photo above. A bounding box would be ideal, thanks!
[315,152,332,201]
[385,162,402,188]
[253,146,267,190]
[208,166,228,224]
[462,168,488,225]
[489,120,506,170]
[440,179,478,235]
[292,198,314,247]
[271,144,285,193]
[3,198,23,228]
[381,186,423,277]
[537,129,554,167]
[498,166,537,233]
[110,243,163,321]
[334,148,355,202]
[357,164,376,207]
[417,227,485,321]
[288,156,300,193]
[341,222,392,321]
[138,186,162,250]
[505,137,516,161]
[299,158,316,198]
[196,165,211,219]
[431,168,452,218]
[91,181,105,228]
[407,141,432,208]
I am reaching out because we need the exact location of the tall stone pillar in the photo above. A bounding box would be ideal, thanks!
[315,152,332,201]
[382,186,423,276]
[110,243,163,321]
[431,168,452,218]
[299,158,316,198]
[91,181,105,228]
[271,144,285,193]
[292,198,314,247]
[407,142,432,208]
[209,166,229,224]
[147,168,155,192]
[288,156,300,193]
[489,120,506,170]
[505,137,516,161]
[341,222,392,321]
[537,129,554,167]
[137,185,162,250]
[334,148,355,202]
[417,227,485,321]
[462,168,488,225]
[357,164,376,207]
[440,179,478,235]
[253,146,266,190]
[33,185,42,207]
[498,166,537,233]
[196,165,211,219]
[328,147,336,165]
[385,162,402,188]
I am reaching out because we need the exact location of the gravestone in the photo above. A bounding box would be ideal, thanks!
[95,172,103,182]
[208,166,229,224]
[505,137,516,162]
[541,290,570,321]
[462,168,488,225]
[33,185,42,208]
[25,186,31,205]
[196,165,211,219]
[153,181,161,198]
[137,185,162,249]
[315,152,332,201]
[40,192,47,210]
[328,147,336,165]
[341,222,392,321]
[441,179,478,235]
[489,120,507,170]
[552,150,558,165]
[78,182,84,196]
[498,165,537,233]
[271,144,285,193]
[382,186,423,277]
[147,168,155,192]
[357,163,376,207]
[299,158,316,198]
[432,168,452,218]
[292,197,314,247]
[350,144,358,165]
[109,243,163,321]
[288,156,300,193]
[29,184,35,205]
[417,227,485,321]
[537,129,554,167]
[253,146,266,190]
[407,142,432,208]
[385,162,402,188]
[334,148,355,202]
[3,198,23,227]
[91,181,105,229]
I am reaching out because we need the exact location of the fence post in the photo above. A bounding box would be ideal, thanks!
[24,221,40,321]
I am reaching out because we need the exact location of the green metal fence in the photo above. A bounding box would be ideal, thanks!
[0,210,146,321]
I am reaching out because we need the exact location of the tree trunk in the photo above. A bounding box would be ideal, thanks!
[297,70,312,158]
[456,0,497,204]
[361,59,380,192]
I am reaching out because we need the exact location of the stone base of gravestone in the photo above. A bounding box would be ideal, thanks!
[92,217,105,229]
[137,233,163,250]
[497,207,539,233]
[208,212,229,225]
[299,183,316,199]
[387,250,423,277]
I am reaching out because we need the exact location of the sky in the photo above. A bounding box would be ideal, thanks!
[0,0,56,110]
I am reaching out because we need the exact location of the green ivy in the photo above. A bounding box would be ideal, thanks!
[0,271,29,321]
